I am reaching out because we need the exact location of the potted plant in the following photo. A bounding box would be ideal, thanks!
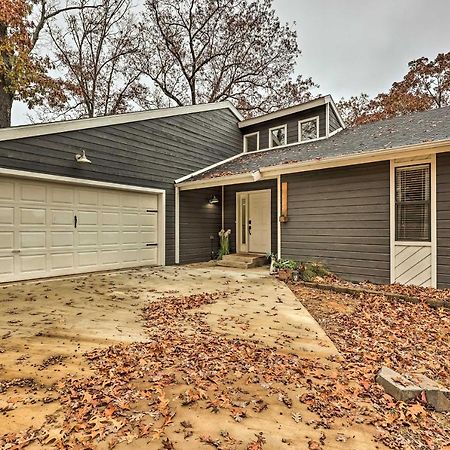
[217,229,231,259]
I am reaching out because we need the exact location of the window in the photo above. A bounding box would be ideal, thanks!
[243,132,259,152]
[395,164,431,242]
[299,117,319,142]
[269,125,287,148]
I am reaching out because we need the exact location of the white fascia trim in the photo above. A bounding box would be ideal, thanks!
[175,151,245,184]
[177,139,450,190]
[243,131,260,153]
[0,168,166,194]
[238,96,328,128]
[0,101,243,142]
[328,95,346,129]
[269,124,288,148]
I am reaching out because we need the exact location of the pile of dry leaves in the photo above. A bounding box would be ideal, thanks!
[289,282,450,449]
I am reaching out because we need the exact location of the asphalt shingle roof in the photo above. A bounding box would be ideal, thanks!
[188,106,450,181]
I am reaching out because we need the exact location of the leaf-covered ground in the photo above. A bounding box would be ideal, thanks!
[288,282,450,450]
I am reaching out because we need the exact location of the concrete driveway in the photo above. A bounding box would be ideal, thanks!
[0,265,382,449]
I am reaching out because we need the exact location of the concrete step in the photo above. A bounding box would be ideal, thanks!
[218,253,267,269]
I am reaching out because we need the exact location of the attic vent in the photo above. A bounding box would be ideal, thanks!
[395,164,431,242]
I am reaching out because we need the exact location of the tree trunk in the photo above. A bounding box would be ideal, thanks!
[0,83,13,128]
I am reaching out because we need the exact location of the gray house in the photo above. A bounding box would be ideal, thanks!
[1,96,450,288]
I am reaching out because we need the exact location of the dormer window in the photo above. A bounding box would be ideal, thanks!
[243,132,259,152]
[299,117,319,142]
[269,125,287,148]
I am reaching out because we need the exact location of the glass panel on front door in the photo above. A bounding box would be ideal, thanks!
[241,197,247,245]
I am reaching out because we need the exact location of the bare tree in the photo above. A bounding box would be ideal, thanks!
[137,0,316,116]
[40,0,148,120]
[0,0,94,127]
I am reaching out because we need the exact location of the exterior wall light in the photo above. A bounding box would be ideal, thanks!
[251,169,262,181]
[208,195,219,205]
[75,150,92,164]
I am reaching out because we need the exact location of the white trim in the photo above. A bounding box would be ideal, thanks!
[175,186,180,264]
[221,185,225,229]
[0,168,166,267]
[1,101,243,142]
[277,175,282,258]
[325,104,330,137]
[328,95,346,129]
[243,131,260,153]
[329,127,343,137]
[0,167,165,194]
[390,156,436,287]
[298,116,319,142]
[269,124,288,148]
[178,140,450,190]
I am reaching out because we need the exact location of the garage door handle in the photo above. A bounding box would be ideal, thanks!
[146,243,158,247]
[74,215,78,228]
[12,249,21,254]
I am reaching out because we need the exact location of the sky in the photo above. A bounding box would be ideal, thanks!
[11,0,450,125]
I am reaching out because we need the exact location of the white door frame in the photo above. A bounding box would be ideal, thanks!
[389,155,436,287]
[236,189,271,254]
[0,168,166,267]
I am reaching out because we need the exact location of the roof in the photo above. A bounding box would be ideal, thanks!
[238,95,345,129]
[0,101,243,142]
[181,106,450,184]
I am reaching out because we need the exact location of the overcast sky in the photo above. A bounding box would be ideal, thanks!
[11,0,450,125]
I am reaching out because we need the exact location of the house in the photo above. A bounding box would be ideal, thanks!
[1,96,450,288]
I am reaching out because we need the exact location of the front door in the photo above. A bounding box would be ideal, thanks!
[237,190,271,254]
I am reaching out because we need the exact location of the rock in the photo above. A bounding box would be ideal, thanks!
[413,374,450,412]
[376,367,450,412]
[376,367,422,402]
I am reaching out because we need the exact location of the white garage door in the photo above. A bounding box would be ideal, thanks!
[0,177,160,283]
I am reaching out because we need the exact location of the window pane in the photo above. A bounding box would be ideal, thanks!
[395,164,431,241]
[300,119,318,141]
[270,127,286,147]
[244,134,258,152]
[241,198,246,245]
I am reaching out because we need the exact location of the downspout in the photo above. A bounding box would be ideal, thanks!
[221,185,225,230]
[277,175,282,258]
[175,185,180,264]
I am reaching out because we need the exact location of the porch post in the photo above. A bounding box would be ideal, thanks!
[175,185,180,264]
[221,185,225,230]
[277,175,282,258]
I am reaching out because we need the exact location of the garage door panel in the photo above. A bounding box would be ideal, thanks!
[78,251,98,267]
[0,232,13,250]
[21,184,46,203]
[51,209,74,226]
[51,231,74,247]
[0,181,14,201]
[20,254,46,273]
[102,211,120,225]
[0,256,14,275]
[0,207,14,224]
[101,231,120,245]
[78,190,99,206]
[50,253,75,270]
[20,231,46,249]
[0,177,160,282]
[78,210,98,226]
[51,187,74,204]
[141,247,157,264]
[20,208,46,225]
[78,231,98,246]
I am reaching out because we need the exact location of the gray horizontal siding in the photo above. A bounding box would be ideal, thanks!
[329,106,341,133]
[179,187,222,264]
[437,153,450,288]
[224,180,277,254]
[0,108,242,264]
[281,162,390,284]
[240,105,327,150]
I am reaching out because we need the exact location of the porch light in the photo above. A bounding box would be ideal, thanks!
[208,195,219,205]
[75,150,92,164]
[252,169,262,181]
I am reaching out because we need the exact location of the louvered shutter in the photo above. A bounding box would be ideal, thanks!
[395,164,431,241]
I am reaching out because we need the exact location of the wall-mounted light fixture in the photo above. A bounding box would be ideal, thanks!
[251,169,262,181]
[75,150,92,164]
[208,195,219,205]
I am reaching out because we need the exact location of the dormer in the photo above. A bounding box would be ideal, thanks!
[239,95,345,152]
